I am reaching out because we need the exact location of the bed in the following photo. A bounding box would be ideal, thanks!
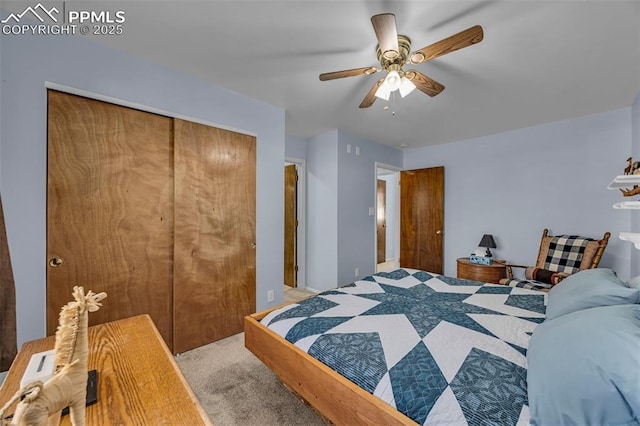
[245,267,640,425]
[245,268,546,425]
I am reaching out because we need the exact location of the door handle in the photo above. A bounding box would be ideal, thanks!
[49,257,64,267]
[436,230,442,235]
[250,243,256,249]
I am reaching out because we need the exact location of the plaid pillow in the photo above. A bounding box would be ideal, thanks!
[544,235,593,274]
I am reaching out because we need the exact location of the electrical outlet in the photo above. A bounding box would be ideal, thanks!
[355,268,359,277]
[267,290,274,302]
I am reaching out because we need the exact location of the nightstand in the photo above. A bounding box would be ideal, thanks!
[456,257,507,284]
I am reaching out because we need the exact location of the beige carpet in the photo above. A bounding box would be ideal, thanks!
[376,259,396,273]
[284,285,316,304]
[175,315,327,425]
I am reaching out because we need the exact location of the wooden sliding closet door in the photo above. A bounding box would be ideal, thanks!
[173,120,256,354]
[47,90,174,347]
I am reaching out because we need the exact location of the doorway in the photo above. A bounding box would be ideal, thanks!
[375,165,401,273]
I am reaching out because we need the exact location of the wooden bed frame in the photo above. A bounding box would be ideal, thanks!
[244,306,417,425]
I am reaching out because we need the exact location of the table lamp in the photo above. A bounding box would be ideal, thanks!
[479,234,496,257]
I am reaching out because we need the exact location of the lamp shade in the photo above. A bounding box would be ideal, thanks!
[374,83,391,100]
[399,77,416,97]
[384,70,401,91]
[478,234,496,257]
[479,234,496,249]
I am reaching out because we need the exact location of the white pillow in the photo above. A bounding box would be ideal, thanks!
[626,275,640,289]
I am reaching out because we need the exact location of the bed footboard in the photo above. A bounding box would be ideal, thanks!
[244,312,416,425]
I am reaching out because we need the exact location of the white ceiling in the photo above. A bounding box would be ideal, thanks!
[12,1,640,149]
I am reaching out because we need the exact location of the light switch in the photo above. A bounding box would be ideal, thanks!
[369,207,375,216]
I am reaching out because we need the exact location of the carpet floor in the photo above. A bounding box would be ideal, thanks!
[175,332,327,426]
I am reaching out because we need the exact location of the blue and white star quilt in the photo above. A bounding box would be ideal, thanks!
[261,268,546,425]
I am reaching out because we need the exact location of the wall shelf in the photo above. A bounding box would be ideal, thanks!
[619,232,640,249]
[607,175,640,189]
[609,176,640,248]
[613,201,640,209]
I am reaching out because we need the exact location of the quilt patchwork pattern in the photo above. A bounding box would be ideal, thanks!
[262,269,545,426]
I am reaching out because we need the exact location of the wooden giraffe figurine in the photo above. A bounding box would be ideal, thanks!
[0,287,107,426]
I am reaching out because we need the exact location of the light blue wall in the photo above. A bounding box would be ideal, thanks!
[302,130,402,291]
[306,130,339,291]
[631,92,640,277]
[1,28,285,346]
[285,134,307,160]
[337,131,403,285]
[634,93,640,157]
[404,108,632,280]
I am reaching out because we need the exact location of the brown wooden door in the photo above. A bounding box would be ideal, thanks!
[0,194,17,371]
[284,164,297,287]
[173,119,256,354]
[47,90,175,347]
[376,179,386,264]
[400,166,444,273]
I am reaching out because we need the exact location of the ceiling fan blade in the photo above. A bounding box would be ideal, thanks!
[359,79,384,108]
[371,13,400,60]
[319,66,378,81]
[410,25,483,64]
[405,70,445,97]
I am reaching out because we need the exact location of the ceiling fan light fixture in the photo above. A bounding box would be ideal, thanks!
[374,83,391,101]
[399,76,416,97]
[384,70,401,91]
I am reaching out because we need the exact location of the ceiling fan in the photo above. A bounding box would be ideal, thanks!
[319,13,484,108]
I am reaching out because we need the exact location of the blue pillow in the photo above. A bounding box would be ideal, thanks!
[545,268,640,320]
[528,304,640,426]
